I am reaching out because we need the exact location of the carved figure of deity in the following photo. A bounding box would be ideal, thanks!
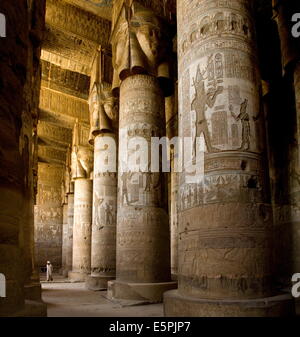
[229,99,250,151]
[94,192,104,228]
[121,171,131,205]
[104,202,114,225]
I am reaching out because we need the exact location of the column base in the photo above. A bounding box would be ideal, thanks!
[108,280,177,303]
[86,275,115,291]
[164,290,295,317]
[24,282,42,301]
[68,271,88,282]
[62,269,69,278]
[171,274,178,281]
[12,300,47,317]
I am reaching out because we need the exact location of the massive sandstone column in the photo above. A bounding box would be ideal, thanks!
[166,86,179,280]
[68,122,93,282]
[108,1,177,302]
[66,192,74,275]
[61,203,68,277]
[62,147,74,277]
[86,49,119,290]
[164,0,293,316]
[0,0,46,316]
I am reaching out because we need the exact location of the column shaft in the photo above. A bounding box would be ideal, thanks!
[66,193,74,275]
[87,134,117,290]
[69,179,92,281]
[109,74,176,302]
[164,0,293,316]
[62,203,68,276]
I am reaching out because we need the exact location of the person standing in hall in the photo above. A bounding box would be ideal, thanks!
[46,261,53,282]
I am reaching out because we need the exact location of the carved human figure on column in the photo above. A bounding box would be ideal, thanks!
[229,99,250,151]
[191,65,223,153]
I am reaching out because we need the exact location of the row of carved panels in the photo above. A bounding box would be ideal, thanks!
[39,87,89,125]
[46,0,111,46]
[42,0,112,78]
[62,0,113,20]
[42,25,98,76]
[38,120,72,146]
[38,144,68,166]
[41,60,90,99]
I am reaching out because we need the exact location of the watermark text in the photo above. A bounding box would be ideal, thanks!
[0,13,6,38]
[0,273,6,298]
[292,13,300,38]
[291,273,300,298]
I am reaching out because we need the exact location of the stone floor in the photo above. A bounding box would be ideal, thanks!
[41,278,164,317]
[41,275,300,317]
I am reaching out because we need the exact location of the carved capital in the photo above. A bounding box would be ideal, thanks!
[71,145,94,180]
[71,121,94,180]
[111,1,173,95]
[88,82,119,145]
[88,49,119,144]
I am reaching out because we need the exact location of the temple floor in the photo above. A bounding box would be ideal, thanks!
[41,276,163,317]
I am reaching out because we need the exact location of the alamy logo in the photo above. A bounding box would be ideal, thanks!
[0,13,6,38]
[292,13,300,38]
[291,273,300,298]
[0,273,6,297]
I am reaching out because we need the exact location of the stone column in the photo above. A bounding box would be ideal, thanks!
[69,179,92,281]
[86,49,119,290]
[108,1,177,302]
[65,192,74,275]
[166,85,179,280]
[0,0,46,316]
[61,203,68,277]
[86,134,118,290]
[62,147,74,277]
[68,122,93,282]
[164,0,293,316]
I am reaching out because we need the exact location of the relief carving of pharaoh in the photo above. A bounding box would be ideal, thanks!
[111,2,172,95]
[88,82,119,145]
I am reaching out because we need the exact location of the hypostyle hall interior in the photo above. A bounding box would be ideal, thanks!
[0,0,300,317]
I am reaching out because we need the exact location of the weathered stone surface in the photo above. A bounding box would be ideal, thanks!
[111,1,174,95]
[69,121,93,282]
[42,0,111,76]
[66,193,74,275]
[116,75,170,283]
[88,134,117,288]
[69,178,93,281]
[163,0,292,316]
[34,163,64,270]
[166,86,179,279]
[0,0,46,316]
[1,0,299,318]
[62,203,69,276]
[63,0,113,20]
[164,290,294,317]
[86,49,118,290]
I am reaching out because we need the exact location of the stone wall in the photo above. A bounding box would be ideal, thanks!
[34,163,64,270]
